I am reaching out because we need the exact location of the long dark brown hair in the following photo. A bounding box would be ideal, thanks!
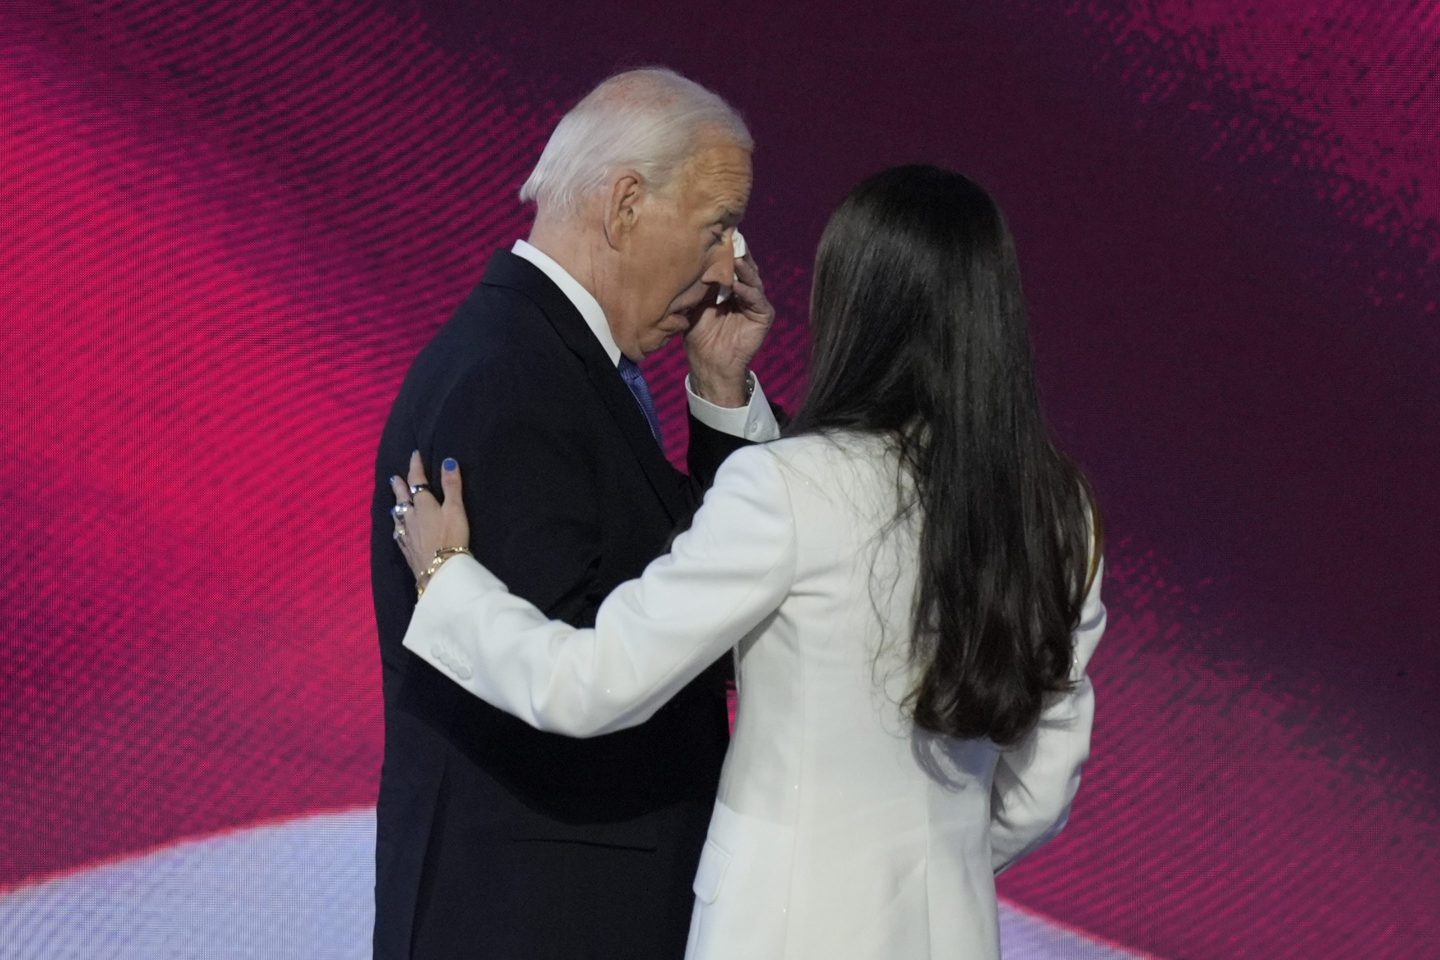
[790,165,1101,746]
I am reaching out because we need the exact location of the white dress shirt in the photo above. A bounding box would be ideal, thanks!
[512,240,779,443]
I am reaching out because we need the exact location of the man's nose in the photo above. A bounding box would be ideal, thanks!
[702,246,737,288]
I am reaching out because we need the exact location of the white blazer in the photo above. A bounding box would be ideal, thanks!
[404,433,1106,959]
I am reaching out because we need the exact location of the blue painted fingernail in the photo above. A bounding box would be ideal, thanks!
[443,458,457,472]
[389,475,400,484]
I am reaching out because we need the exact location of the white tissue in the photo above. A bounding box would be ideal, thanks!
[717,230,748,303]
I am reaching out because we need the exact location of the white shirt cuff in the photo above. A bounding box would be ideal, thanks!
[686,374,781,442]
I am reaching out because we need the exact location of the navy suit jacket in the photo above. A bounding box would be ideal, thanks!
[370,250,748,959]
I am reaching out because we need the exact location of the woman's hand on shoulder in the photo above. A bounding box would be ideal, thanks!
[388,451,470,591]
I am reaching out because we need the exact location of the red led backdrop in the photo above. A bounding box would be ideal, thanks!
[2,2,1436,957]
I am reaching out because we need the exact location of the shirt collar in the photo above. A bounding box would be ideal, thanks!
[511,239,621,367]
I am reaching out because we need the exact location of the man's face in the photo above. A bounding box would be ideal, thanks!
[609,139,752,359]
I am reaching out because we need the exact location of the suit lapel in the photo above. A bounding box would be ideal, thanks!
[481,252,688,525]
[583,362,688,523]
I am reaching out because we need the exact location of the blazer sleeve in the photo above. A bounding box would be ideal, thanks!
[990,555,1107,874]
[427,353,605,626]
[402,444,798,737]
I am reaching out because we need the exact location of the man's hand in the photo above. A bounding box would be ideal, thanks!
[684,249,774,407]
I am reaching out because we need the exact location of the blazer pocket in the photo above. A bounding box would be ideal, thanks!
[692,838,731,905]
[510,816,660,851]
[687,804,794,958]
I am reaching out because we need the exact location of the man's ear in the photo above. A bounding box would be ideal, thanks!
[603,171,644,250]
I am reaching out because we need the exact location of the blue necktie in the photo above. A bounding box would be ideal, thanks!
[618,357,663,446]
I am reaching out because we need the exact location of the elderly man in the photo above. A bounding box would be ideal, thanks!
[370,69,779,959]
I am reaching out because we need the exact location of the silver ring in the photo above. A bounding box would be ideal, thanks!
[409,483,431,497]
[390,501,413,519]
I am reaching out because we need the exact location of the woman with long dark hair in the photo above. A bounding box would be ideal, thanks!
[386,165,1105,959]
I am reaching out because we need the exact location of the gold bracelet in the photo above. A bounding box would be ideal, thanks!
[417,546,472,598]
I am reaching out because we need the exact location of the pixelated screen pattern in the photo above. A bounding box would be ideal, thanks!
[1,2,1436,957]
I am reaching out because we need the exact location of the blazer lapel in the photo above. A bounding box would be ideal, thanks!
[583,362,688,523]
[481,251,688,525]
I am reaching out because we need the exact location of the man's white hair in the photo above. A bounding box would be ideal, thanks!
[519,68,752,218]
